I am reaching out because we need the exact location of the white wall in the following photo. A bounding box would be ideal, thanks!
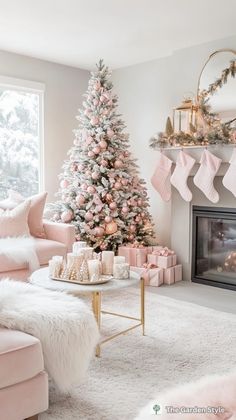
[112,35,236,246]
[0,50,89,201]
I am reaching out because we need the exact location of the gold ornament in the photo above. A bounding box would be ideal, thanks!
[105,220,118,235]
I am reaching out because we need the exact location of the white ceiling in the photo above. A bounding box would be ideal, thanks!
[0,0,236,70]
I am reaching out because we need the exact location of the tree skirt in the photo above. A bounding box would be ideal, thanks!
[40,287,236,420]
[0,279,99,392]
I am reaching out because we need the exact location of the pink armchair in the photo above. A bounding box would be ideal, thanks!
[0,221,75,280]
[0,327,48,420]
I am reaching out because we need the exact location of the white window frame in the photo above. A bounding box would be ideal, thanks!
[0,75,45,193]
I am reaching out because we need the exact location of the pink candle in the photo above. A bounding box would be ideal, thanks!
[102,251,114,275]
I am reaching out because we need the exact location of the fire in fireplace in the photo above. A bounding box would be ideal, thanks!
[192,206,236,290]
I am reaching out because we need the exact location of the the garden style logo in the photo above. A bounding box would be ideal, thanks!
[153,404,161,415]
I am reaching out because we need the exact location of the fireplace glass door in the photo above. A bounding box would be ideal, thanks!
[192,207,236,290]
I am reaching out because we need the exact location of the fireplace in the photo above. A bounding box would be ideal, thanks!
[192,206,236,291]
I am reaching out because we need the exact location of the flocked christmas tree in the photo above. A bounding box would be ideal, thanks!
[52,60,155,251]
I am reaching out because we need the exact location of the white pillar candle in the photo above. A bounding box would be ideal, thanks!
[88,260,100,282]
[113,263,130,279]
[76,247,94,260]
[73,241,87,254]
[102,251,114,275]
[114,256,126,264]
[52,255,63,263]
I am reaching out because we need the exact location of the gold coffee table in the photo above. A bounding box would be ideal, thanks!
[30,267,145,357]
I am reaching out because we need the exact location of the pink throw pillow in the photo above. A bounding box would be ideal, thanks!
[0,191,48,238]
[28,192,48,238]
[0,201,31,237]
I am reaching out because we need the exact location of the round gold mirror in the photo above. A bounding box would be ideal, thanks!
[197,49,236,127]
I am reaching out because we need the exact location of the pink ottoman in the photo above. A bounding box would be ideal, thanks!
[0,327,48,420]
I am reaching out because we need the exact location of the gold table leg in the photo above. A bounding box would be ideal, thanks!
[92,291,101,357]
[141,277,145,335]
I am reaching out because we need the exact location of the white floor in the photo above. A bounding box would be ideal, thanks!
[150,281,236,314]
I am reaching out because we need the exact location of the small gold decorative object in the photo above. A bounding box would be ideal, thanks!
[173,96,198,134]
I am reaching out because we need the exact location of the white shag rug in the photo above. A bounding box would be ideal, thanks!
[0,236,39,271]
[40,287,236,420]
[0,279,99,392]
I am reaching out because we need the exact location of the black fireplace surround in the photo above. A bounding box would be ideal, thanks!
[192,206,236,291]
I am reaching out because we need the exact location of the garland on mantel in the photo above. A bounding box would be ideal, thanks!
[150,60,236,149]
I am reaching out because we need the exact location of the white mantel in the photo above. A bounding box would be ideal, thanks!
[164,145,236,281]
[162,144,235,176]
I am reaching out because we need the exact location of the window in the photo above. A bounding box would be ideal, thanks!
[0,77,44,199]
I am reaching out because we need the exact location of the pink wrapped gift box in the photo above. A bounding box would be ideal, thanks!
[149,268,164,287]
[147,254,159,265]
[164,267,175,285]
[158,255,176,269]
[130,266,149,285]
[118,246,148,267]
[174,264,182,282]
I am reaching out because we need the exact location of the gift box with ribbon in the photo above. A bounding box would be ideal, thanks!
[118,245,148,267]
[147,246,177,268]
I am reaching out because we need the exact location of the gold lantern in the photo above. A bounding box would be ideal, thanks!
[173,97,198,133]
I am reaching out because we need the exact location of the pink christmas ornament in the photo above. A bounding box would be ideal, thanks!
[92,171,100,180]
[85,211,93,221]
[86,136,93,145]
[76,234,81,241]
[124,151,129,157]
[93,146,101,154]
[100,95,106,103]
[84,108,91,116]
[93,99,99,106]
[129,225,136,233]
[107,129,114,138]
[114,181,121,190]
[128,234,134,241]
[109,202,117,210]
[76,194,85,205]
[60,179,69,189]
[81,183,88,191]
[91,116,99,126]
[88,151,95,158]
[61,210,73,223]
[121,179,128,186]
[87,185,96,194]
[99,140,107,149]
[122,206,129,214]
[105,215,112,223]
[114,160,123,169]
[94,226,105,237]
[100,242,107,250]
[78,164,84,171]
[138,199,143,206]
[85,170,91,176]
[101,159,108,167]
[105,221,118,235]
[106,193,113,202]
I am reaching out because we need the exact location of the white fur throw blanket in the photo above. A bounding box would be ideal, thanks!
[0,279,99,392]
[0,237,39,271]
[136,371,236,419]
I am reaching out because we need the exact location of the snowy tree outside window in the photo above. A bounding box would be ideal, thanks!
[0,88,40,198]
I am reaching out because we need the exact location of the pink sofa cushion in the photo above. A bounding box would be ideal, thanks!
[0,371,48,420]
[0,328,44,389]
[0,238,67,272]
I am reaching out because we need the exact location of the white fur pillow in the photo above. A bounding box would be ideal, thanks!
[0,201,31,237]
